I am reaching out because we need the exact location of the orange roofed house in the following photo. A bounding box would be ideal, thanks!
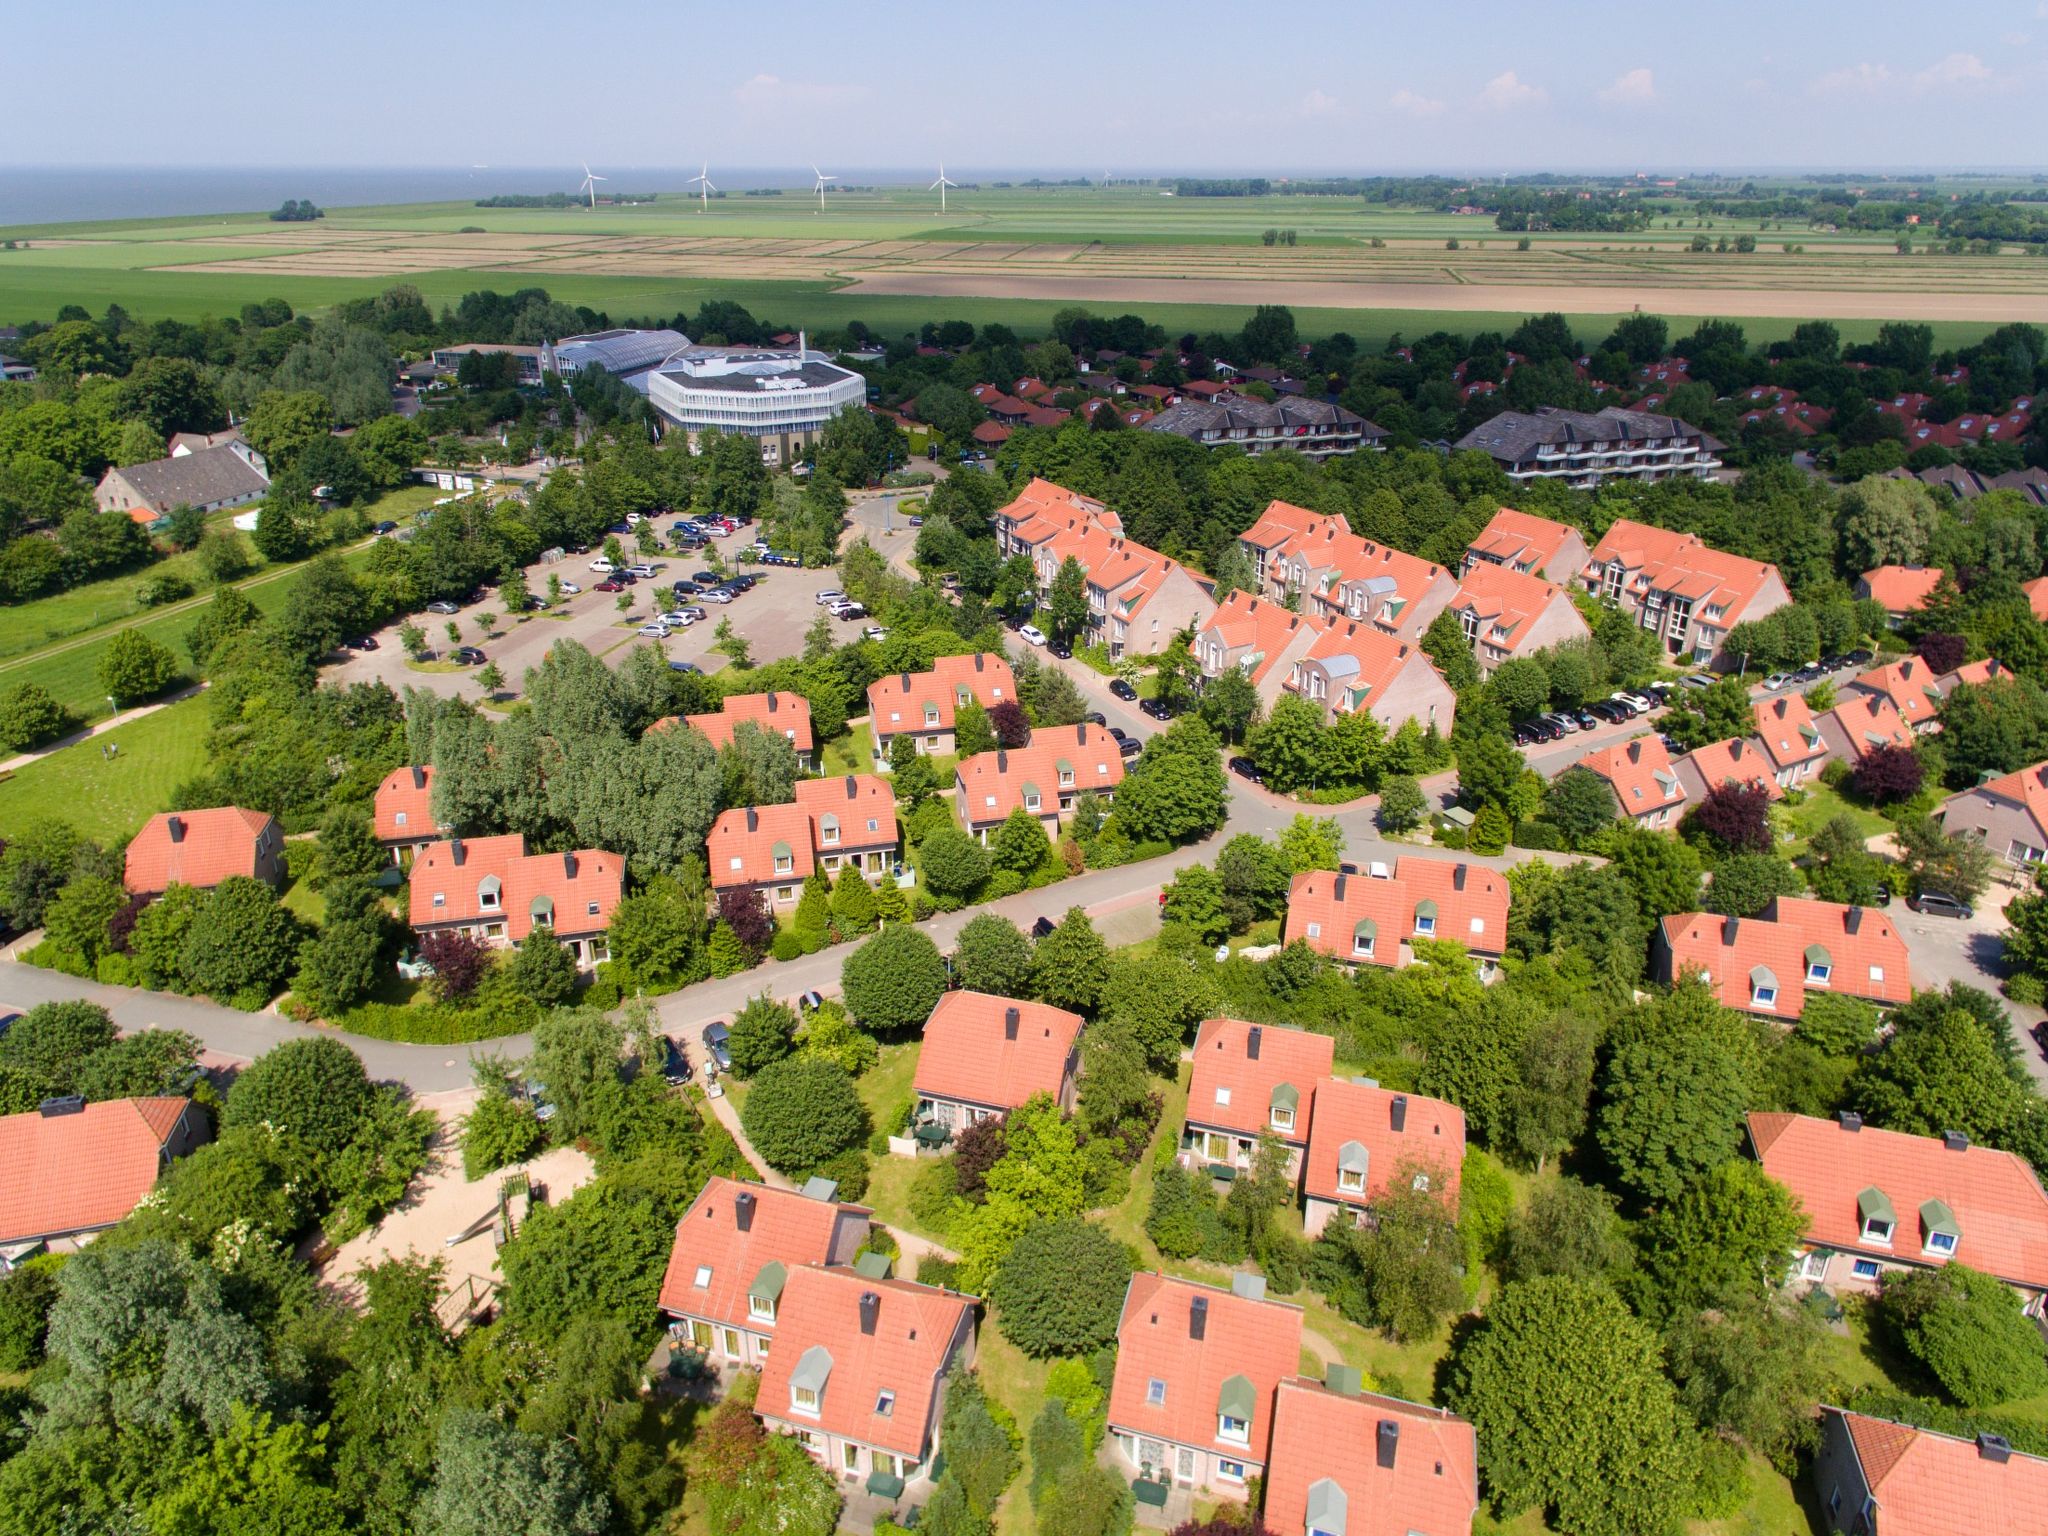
[1444,560,1591,675]
[1811,1406,2048,1536]
[707,776,900,909]
[1750,1111,2048,1310]
[1672,736,1786,804]
[1237,501,1459,644]
[1856,565,1945,626]
[1,1097,209,1262]
[374,765,445,865]
[1817,693,1918,764]
[866,653,1017,768]
[1753,693,1832,789]
[952,725,1124,842]
[1108,1271,1304,1496]
[408,835,623,968]
[1265,1374,1480,1536]
[667,691,817,770]
[1463,506,1591,586]
[1582,518,1790,668]
[1180,1019,1334,1180]
[1844,657,1947,736]
[999,482,1216,658]
[656,1176,871,1368]
[1301,1077,1465,1238]
[756,1266,977,1497]
[1194,591,1456,737]
[1937,758,2048,868]
[1658,896,1911,1020]
[1573,734,1686,828]
[912,991,1084,1136]
[1283,860,1509,978]
[123,807,284,896]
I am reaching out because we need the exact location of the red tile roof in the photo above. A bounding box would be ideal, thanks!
[1196,591,1319,688]
[1243,501,1452,631]
[407,835,624,938]
[0,1097,190,1245]
[1575,734,1686,819]
[1859,565,1944,613]
[374,765,441,844]
[1265,1380,1479,1536]
[1851,657,1946,730]
[953,725,1125,828]
[2025,577,2048,623]
[1752,693,1828,772]
[1447,561,1584,658]
[1465,507,1581,577]
[912,991,1083,1112]
[657,1176,867,1331]
[1680,736,1787,800]
[1823,693,1918,760]
[1751,1113,2048,1292]
[1827,1408,2048,1535]
[1283,861,1509,967]
[1302,1077,1465,1212]
[792,773,898,851]
[757,1266,973,1460]
[707,802,814,890]
[1186,1018,1334,1143]
[866,653,1017,736]
[668,692,815,755]
[1109,1272,1303,1467]
[1663,896,1911,1018]
[1587,518,1781,623]
[123,807,278,894]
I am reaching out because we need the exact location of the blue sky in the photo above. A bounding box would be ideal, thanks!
[10,0,2048,174]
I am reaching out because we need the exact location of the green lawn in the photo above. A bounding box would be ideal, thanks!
[817,722,876,778]
[1776,783,1893,861]
[278,841,326,927]
[0,694,208,843]
[855,1040,920,1134]
[979,1327,1056,1536]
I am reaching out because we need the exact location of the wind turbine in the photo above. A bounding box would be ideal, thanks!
[930,162,957,214]
[689,161,717,212]
[578,162,607,210]
[811,164,835,213]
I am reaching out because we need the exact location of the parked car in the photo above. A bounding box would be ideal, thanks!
[426,600,459,615]
[1513,723,1536,747]
[558,581,582,595]
[678,606,707,621]
[1116,736,1142,758]
[669,661,702,675]
[1019,623,1048,647]
[701,588,733,604]
[1140,696,1174,721]
[343,636,378,651]
[453,647,486,665]
[372,520,398,534]
[1228,756,1263,783]
[671,580,700,595]
[1573,710,1599,731]
[796,990,825,1013]
[1109,679,1139,702]
[638,623,669,638]
[1907,890,1974,919]
[1083,711,1107,726]
[702,1022,732,1072]
[626,564,658,579]
[1106,725,1131,743]
[589,558,616,573]
[1845,648,1874,666]
[1030,916,1056,940]
[1763,672,1795,692]
[907,515,925,527]
[1681,673,1717,690]
[694,570,720,583]
[1049,639,1072,659]
[862,625,888,641]
[660,1037,692,1086]
[593,580,624,593]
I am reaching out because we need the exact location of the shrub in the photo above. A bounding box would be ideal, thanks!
[1511,820,1563,851]
[420,929,490,1003]
[740,1056,866,1172]
[768,930,803,962]
[991,1218,1135,1358]
[908,1158,961,1234]
[1852,744,1925,806]
[809,1146,869,1202]
[727,993,798,1078]
[841,923,946,1032]
[222,1036,373,1161]
[0,683,68,752]
[1881,1262,2048,1408]
[462,1087,542,1179]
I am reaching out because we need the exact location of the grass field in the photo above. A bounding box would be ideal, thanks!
[1,185,2039,344]
[0,694,207,843]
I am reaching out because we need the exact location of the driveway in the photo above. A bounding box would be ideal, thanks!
[1889,878,2048,1091]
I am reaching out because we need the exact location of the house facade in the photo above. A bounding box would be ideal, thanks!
[1444,560,1591,675]
[1857,565,1945,626]
[1573,735,1687,828]
[407,835,623,967]
[1463,506,1590,586]
[656,1177,871,1368]
[1750,1112,2048,1311]
[952,726,1124,841]
[0,1097,209,1262]
[666,691,817,769]
[1936,758,2048,868]
[793,774,899,882]
[1672,736,1787,804]
[1300,1078,1465,1239]
[1237,501,1458,643]
[1283,861,1509,978]
[1810,1406,2048,1536]
[1145,396,1383,460]
[911,992,1084,1134]
[1752,694,1831,788]
[1454,405,1723,489]
[1817,693,1918,764]
[756,1266,977,1497]
[866,654,1018,766]
[1180,1019,1334,1180]
[1265,1376,1480,1536]
[374,765,444,864]
[1107,1272,1305,1496]
[123,807,284,896]
[1194,590,1456,737]
[1845,657,1946,735]
[1581,518,1790,667]
[1658,897,1911,1020]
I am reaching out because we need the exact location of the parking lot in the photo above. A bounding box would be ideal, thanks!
[327,548,848,702]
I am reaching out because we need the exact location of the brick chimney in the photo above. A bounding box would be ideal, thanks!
[450,838,465,866]
[1004,1006,1019,1041]
[860,1291,881,1335]
[735,1190,756,1231]
[167,815,185,844]
[1247,1026,1262,1061]
[1190,1294,1208,1340]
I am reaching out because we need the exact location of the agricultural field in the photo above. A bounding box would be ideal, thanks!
[5,184,2046,342]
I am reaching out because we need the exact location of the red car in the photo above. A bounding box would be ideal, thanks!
[593,579,624,593]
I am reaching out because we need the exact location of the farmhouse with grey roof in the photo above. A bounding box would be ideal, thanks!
[95,442,271,525]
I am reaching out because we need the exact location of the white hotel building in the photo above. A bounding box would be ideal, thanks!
[646,336,867,466]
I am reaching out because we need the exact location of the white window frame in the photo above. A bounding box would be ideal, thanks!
[1217,1458,1247,1483]
[1927,1231,1958,1257]
[1270,1107,1294,1133]
[749,1295,776,1324]
[1337,1167,1365,1195]
[1217,1414,1250,1445]
[1862,1217,1893,1246]
[693,1264,713,1288]
[1145,1378,1166,1407]
[791,1385,819,1416]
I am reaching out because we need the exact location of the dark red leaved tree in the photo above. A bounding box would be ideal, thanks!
[1913,632,1967,675]
[990,698,1032,749]
[420,929,489,1001]
[717,887,774,955]
[1852,743,1924,805]
[1682,781,1774,855]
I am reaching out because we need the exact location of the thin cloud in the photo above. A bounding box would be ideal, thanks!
[731,73,870,111]
[1598,67,1656,105]
[1912,52,1992,90]
[1299,89,1343,118]
[1389,88,1446,118]
[1809,62,1891,96]
[1478,71,1546,111]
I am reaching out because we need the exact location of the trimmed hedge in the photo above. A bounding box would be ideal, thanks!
[328,995,541,1044]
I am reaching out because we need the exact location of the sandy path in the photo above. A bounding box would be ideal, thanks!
[842,271,2048,323]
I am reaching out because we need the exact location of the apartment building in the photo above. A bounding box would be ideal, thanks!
[1581,518,1790,668]
[1145,396,1385,460]
[1454,405,1723,489]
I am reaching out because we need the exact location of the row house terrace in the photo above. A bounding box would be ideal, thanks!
[911,991,1083,1137]
[1937,756,2048,868]
[1811,1407,2048,1536]
[1237,501,1458,644]
[1656,896,1912,1021]
[1180,1019,1333,1180]
[1752,693,1831,789]
[1444,560,1590,675]
[1453,405,1723,489]
[407,835,623,967]
[866,653,1017,766]
[706,775,900,909]
[1193,591,1457,736]
[990,476,1118,559]
[1582,518,1791,668]
[1816,692,1917,765]
[123,807,284,896]
[374,765,445,865]
[1462,505,1590,586]
[657,691,817,770]
[1300,1077,1466,1239]
[1672,736,1786,805]
[1751,1111,2048,1311]
[1265,1376,1479,1536]
[1573,734,1686,829]
[1282,861,1509,978]
[953,725,1124,841]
